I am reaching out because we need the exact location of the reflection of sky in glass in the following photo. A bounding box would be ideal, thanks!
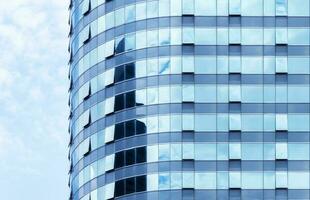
[159,173,170,190]
[276,0,287,15]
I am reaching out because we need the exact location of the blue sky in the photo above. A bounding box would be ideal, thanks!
[0,0,69,199]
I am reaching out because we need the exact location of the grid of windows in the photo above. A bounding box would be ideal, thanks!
[68,0,310,200]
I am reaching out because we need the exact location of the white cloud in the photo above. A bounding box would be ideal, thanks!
[0,0,69,199]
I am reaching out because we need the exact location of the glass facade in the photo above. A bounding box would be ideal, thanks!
[68,0,310,199]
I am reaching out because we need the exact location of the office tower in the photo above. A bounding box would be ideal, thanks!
[68,0,310,199]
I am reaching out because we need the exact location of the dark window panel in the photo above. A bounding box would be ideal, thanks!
[115,37,125,54]
[135,175,146,192]
[125,177,135,194]
[114,123,125,140]
[125,62,135,79]
[125,120,135,137]
[125,149,135,165]
[114,65,125,83]
[136,120,147,135]
[126,91,136,108]
[114,151,125,169]
[114,94,125,111]
[136,147,146,163]
[114,180,125,197]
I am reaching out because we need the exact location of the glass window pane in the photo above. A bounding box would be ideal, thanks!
[171,144,182,160]
[288,114,309,131]
[242,85,263,102]
[136,2,146,21]
[105,12,114,30]
[264,56,275,74]
[147,116,158,133]
[125,5,135,23]
[105,183,115,199]
[195,28,216,45]
[158,173,170,190]
[182,114,194,130]
[182,56,194,72]
[136,60,146,78]
[105,154,115,172]
[147,174,158,191]
[229,56,241,72]
[171,85,182,103]
[159,29,170,45]
[159,0,170,16]
[276,0,287,15]
[170,0,181,15]
[183,143,194,159]
[183,27,194,44]
[242,0,263,16]
[159,144,170,161]
[288,0,309,16]
[217,172,229,189]
[159,58,170,75]
[276,171,287,188]
[147,145,158,162]
[183,172,194,188]
[242,172,263,189]
[242,115,263,131]
[105,40,115,58]
[182,0,194,14]
[158,87,170,104]
[147,1,158,18]
[171,28,182,45]
[125,33,135,51]
[115,8,124,26]
[276,57,288,73]
[195,56,215,74]
[217,143,228,160]
[288,143,310,160]
[229,143,241,159]
[242,143,263,160]
[195,143,216,160]
[264,143,275,160]
[288,29,310,45]
[276,114,288,131]
[242,56,263,74]
[147,30,158,47]
[147,87,158,104]
[288,57,310,74]
[276,28,288,44]
[171,173,182,189]
[264,0,275,16]
[218,85,229,102]
[229,85,241,102]
[182,85,194,102]
[195,173,216,189]
[229,172,241,188]
[229,0,241,14]
[264,172,275,189]
[105,96,115,115]
[171,56,182,73]
[136,31,147,49]
[104,125,115,143]
[288,172,310,189]
[171,115,182,131]
[242,29,263,45]
[276,143,288,159]
[136,89,146,106]
[229,114,241,131]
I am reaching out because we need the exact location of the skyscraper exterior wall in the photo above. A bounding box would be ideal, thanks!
[68,0,310,199]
